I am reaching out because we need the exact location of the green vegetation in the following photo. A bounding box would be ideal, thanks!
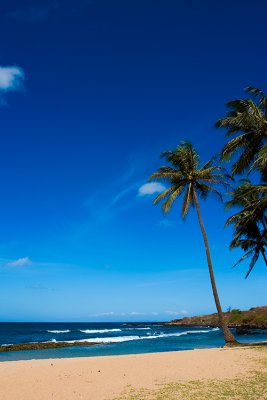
[168,306,267,330]
[148,142,237,344]
[114,348,267,399]
[113,372,267,400]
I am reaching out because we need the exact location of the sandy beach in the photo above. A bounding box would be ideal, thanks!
[0,347,266,400]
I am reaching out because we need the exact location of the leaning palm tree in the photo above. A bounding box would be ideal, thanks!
[148,141,237,345]
[216,86,267,177]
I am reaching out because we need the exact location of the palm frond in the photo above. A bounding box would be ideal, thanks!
[162,186,185,214]
[196,183,223,202]
[148,166,182,182]
[153,187,176,205]
[245,86,265,98]
[232,250,253,269]
[246,250,260,279]
[181,184,193,218]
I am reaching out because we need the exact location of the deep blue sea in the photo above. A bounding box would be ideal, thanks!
[1,322,267,362]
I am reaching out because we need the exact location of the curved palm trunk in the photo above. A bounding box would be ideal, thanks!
[193,190,238,345]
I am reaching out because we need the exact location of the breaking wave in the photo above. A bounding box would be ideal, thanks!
[79,329,122,334]
[48,328,217,345]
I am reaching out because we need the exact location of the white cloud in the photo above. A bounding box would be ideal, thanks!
[7,257,32,267]
[91,311,156,317]
[0,66,25,93]
[138,182,166,196]
[165,310,189,316]
[129,311,145,316]
[180,310,189,315]
[92,312,115,317]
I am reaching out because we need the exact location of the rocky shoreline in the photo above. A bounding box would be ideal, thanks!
[0,341,99,352]
[163,306,267,334]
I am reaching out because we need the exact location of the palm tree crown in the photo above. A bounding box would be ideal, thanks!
[149,141,231,216]
[216,86,267,177]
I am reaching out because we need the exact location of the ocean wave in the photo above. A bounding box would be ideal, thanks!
[49,336,140,344]
[48,328,216,345]
[47,330,70,334]
[79,329,122,334]
[126,327,151,331]
[144,329,213,340]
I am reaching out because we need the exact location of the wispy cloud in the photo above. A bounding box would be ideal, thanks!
[91,311,159,317]
[91,312,116,317]
[0,66,24,93]
[157,219,175,228]
[111,182,140,205]
[165,310,189,316]
[25,283,56,291]
[129,311,145,316]
[138,182,166,196]
[6,257,32,267]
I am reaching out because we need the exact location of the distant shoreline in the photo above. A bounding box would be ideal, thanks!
[162,306,267,333]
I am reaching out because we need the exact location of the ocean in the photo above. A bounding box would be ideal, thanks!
[1,322,267,362]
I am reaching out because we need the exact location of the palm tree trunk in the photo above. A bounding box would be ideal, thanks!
[193,190,238,345]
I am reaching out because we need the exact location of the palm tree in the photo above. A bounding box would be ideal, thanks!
[148,141,237,345]
[216,86,267,177]
[225,181,267,277]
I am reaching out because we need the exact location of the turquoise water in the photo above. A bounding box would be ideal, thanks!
[1,322,266,362]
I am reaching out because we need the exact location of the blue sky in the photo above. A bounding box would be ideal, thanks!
[0,0,266,322]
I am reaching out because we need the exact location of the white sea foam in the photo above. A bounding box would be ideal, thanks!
[48,328,216,345]
[142,330,212,340]
[79,329,122,334]
[47,330,70,334]
[49,336,140,344]
[126,327,151,331]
